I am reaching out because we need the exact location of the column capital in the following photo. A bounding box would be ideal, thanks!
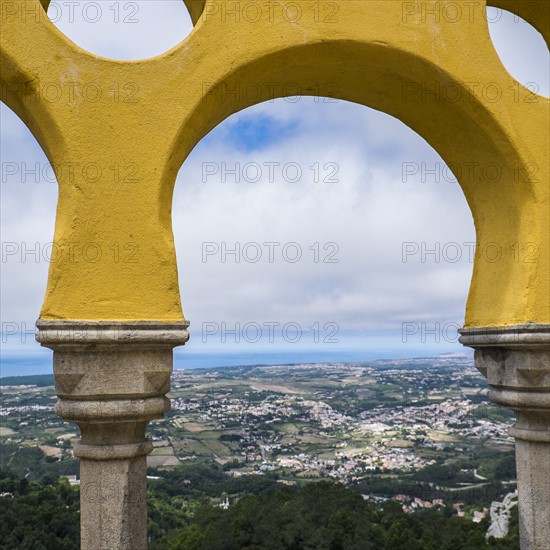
[35,319,189,400]
[36,319,190,349]
[458,325,550,394]
[458,324,550,350]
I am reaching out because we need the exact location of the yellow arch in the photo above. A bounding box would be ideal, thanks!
[0,0,548,327]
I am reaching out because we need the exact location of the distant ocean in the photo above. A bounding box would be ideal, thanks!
[0,347,470,378]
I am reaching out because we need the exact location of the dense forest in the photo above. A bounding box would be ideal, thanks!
[0,471,79,549]
[0,468,519,550]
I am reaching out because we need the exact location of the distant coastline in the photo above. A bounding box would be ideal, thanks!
[0,350,473,385]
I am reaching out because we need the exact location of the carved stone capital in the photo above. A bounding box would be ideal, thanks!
[459,325,550,440]
[35,319,190,455]
[459,325,549,389]
[36,320,189,400]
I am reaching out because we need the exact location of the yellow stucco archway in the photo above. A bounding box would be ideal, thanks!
[1,0,548,328]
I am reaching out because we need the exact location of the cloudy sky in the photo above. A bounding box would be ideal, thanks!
[1,2,548,376]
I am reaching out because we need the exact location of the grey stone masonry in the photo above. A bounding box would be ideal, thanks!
[460,325,550,550]
[36,320,190,550]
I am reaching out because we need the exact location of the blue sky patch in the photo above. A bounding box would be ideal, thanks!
[223,115,298,152]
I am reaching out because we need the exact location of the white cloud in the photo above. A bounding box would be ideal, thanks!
[174,98,475,333]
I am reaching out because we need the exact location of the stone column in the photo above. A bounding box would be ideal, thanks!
[36,320,189,550]
[459,325,550,550]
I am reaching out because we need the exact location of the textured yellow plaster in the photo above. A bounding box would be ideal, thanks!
[0,0,548,327]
